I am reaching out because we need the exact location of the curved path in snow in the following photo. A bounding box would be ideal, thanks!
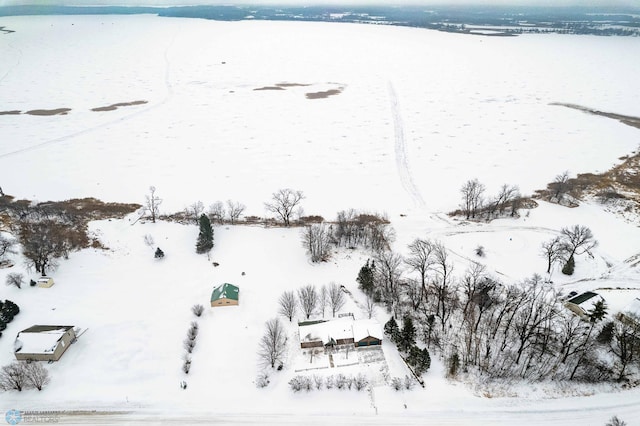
[388,82,425,208]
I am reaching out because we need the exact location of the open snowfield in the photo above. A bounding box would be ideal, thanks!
[1,14,640,425]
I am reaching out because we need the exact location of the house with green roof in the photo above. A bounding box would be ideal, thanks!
[211,283,239,307]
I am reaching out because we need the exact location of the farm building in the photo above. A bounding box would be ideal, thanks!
[565,291,605,319]
[211,283,239,307]
[36,276,54,288]
[298,317,382,349]
[14,325,76,362]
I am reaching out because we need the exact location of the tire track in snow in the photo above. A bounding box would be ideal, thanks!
[388,82,425,208]
[0,28,178,160]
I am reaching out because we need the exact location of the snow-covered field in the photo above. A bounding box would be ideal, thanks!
[1,14,640,425]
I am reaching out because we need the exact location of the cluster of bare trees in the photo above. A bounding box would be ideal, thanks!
[278,283,346,322]
[359,234,639,384]
[540,224,597,276]
[207,200,246,225]
[459,179,523,220]
[289,373,369,392]
[300,210,394,263]
[0,362,50,391]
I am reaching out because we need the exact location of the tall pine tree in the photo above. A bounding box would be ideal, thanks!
[196,214,214,254]
[398,315,416,353]
[356,260,375,296]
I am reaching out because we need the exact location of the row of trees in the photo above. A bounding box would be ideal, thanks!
[145,186,303,227]
[278,283,346,322]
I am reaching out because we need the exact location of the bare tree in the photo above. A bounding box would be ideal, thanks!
[19,219,80,276]
[226,200,246,224]
[185,201,204,224]
[551,170,570,202]
[365,295,375,319]
[328,282,346,317]
[145,186,162,223]
[278,290,297,322]
[319,285,328,318]
[0,234,17,261]
[208,201,226,224]
[264,188,305,227]
[374,250,404,310]
[5,273,23,289]
[298,285,318,319]
[561,225,597,259]
[601,319,640,381]
[460,179,485,219]
[0,362,28,391]
[489,184,520,217]
[301,224,332,263]
[429,241,456,333]
[258,318,288,369]
[23,362,50,391]
[405,238,436,307]
[541,236,567,274]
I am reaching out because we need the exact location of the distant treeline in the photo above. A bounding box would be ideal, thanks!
[1,5,639,36]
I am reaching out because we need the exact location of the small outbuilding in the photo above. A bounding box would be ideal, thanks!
[565,291,605,319]
[36,276,54,288]
[14,325,76,362]
[211,283,239,307]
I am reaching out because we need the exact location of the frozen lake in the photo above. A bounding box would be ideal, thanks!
[1,15,639,218]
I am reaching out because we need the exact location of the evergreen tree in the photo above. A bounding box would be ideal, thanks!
[398,315,416,353]
[196,214,214,254]
[408,346,431,375]
[587,299,608,323]
[384,317,400,343]
[356,260,375,296]
[561,254,575,275]
[154,247,165,259]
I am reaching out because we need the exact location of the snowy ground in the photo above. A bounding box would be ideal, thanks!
[1,14,640,425]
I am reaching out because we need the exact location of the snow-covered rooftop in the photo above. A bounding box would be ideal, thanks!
[352,319,383,342]
[15,326,73,355]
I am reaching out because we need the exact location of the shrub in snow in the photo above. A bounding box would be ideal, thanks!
[5,273,23,289]
[606,416,627,426]
[256,373,270,388]
[335,373,347,390]
[313,374,323,390]
[447,353,460,378]
[391,377,403,391]
[29,279,36,287]
[182,358,191,374]
[345,375,354,390]
[183,338,196,354]
[325,375,334,389]
[354,373,368,391]
[404,375,414,390]
[187,322,199,341]
[475,245,485,257]
[191,304,204,317]
[289,375,312,392]
[154,247,165,259]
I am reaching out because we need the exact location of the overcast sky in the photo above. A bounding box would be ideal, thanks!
[1,0,638,7]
